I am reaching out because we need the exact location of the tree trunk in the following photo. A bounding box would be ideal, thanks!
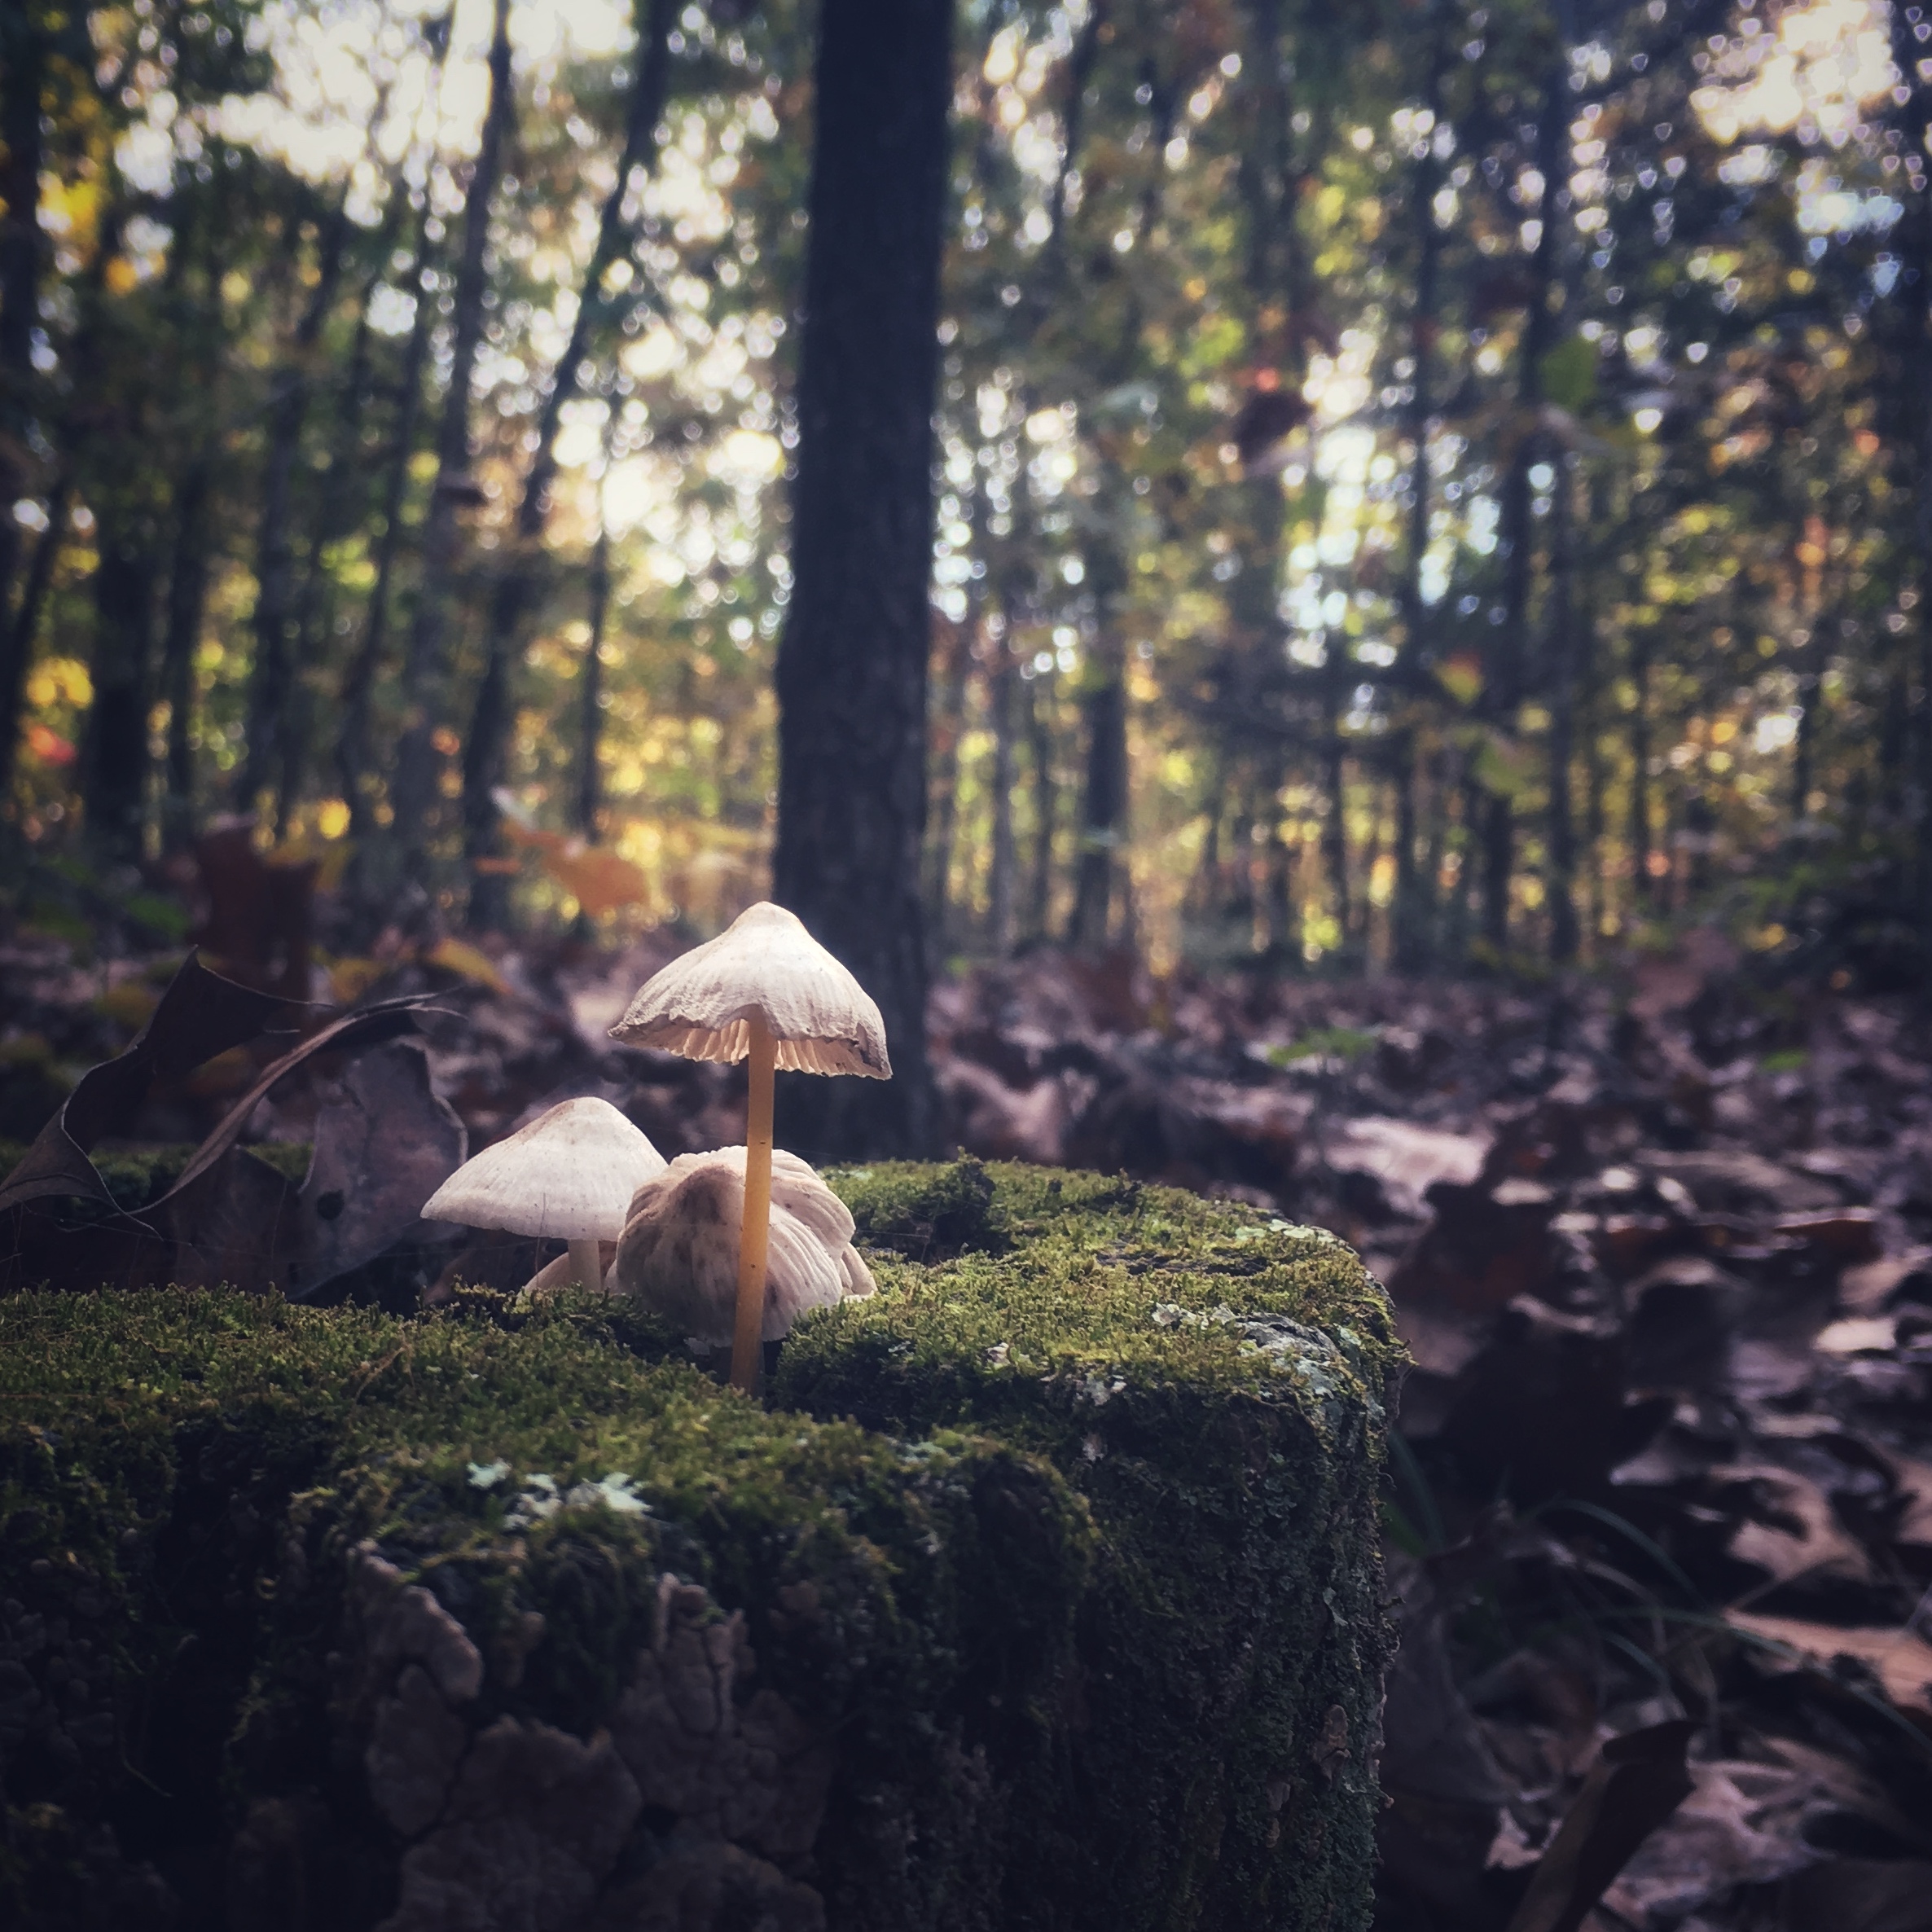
[1025,668,1056,942]
[390,0,515,888]
[577,521,610,836]
[82,522,158,867]
[159,465,211,847]
[987,634,1016,956]
[0,8,48,793]
[1886,7,1932,975]
[236,195,352,815]
[1069,542,1128,953]
[1545,454,1579,964]
[1629,632,1654,908]
[924,617,969,959]
[337,195,439,851]
[463,0,676,920]
[1321,651,1350,950]
[771,0,950,1161]
[1391,1,1450,973]
[1483,63,1569,952]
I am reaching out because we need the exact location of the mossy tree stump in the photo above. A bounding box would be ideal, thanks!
[0,1161,1399,1932]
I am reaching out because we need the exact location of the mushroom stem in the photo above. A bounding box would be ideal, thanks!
[568,1237,605,1293]
[731,1013,777,1393]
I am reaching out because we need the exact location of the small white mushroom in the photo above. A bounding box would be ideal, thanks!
[421,1096,665,1293]
[611,1146,874,1346]
[608,902,890,1392]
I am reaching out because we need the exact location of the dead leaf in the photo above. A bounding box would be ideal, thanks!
[292,1040,468,1299]
[0,951,288,1214]
[423,937,511,995]
[1502,1720,1696,1932]
[1727,1613,1932,1716]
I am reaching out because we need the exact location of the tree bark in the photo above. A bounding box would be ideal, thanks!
[236,194,353,814]
[0,7,48,793]
[771,0,950,1160]
[390,0,515,887]
[463,0,676,920]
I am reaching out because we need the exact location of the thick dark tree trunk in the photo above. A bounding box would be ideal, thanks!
[390,0,514,888]
[463,0,676,920]
[236,196,351,814]
[0,7,48,794]
[1887,13,1932,974]
[338,196,438,851]
[771,0,950,1160]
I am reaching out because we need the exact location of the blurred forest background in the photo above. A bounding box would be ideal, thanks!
[5,0,1930,987]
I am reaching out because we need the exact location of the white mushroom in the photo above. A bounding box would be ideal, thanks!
[420,1096,665,1293]
[611,1146,874,1346]
[608,902,889,1391]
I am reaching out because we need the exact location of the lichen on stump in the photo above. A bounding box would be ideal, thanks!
[0,1159,1399,1932]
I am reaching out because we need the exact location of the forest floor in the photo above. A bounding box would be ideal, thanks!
[2,905,1930,1932]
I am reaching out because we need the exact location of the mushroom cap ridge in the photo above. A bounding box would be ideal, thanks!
[421,1096,666,1240]
[608,901,890,1078]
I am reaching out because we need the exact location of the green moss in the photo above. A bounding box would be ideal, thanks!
[0,1139,313,1214]
[0,1161,1398,1932]
[782,1161,1401,1932]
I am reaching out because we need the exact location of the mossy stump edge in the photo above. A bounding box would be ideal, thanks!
[0,1159,1400,1932]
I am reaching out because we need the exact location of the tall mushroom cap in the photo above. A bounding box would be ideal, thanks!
[613,1147,875,1343]
[608,901,890,1077]
[421,1096,666,1241]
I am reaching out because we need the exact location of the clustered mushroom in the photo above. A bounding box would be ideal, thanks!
[418,903,889,1395]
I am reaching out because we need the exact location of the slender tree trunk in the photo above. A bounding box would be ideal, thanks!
[771,0,950,1159]
[925,617,969,957]
[0,10,49,793]
[159,465,211,846]
[463,0,676,917]
[82,525,158,866]
[1629,631,1654,907]
[237,195,352,813]
[1392,1,1449,971]
[1483,63,1569,951]
[1025,668,1056,942]
[1545,453,1579,963]
[1581,594,1605,949]
[390,0,515,887]
[577,520,610,836]
[987,633,1016,955]
[1321,649,1350,948]
[338,195,439,849]
[1069,548,1129,952]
